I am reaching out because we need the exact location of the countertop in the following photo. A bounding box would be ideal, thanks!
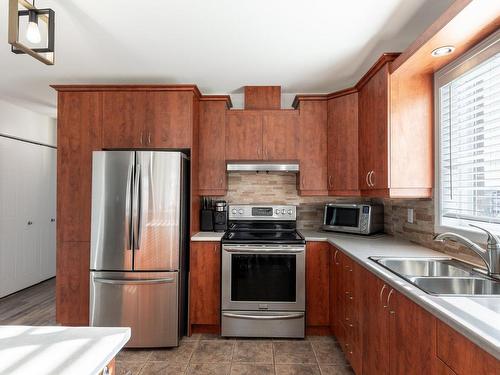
[191,229,500,360]
[0,326,131,375]
[191,232,224,241]
[299,230,500,360]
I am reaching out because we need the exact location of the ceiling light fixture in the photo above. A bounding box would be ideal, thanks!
[431,46,455,57]
[8,0,55,65]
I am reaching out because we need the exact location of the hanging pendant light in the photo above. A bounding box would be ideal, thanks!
[8,0,55,65]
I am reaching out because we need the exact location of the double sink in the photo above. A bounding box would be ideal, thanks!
[370,257,500,296]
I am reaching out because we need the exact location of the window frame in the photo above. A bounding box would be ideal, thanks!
[434,30,500,241]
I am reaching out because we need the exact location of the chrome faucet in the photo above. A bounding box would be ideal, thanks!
[434,224,500,279]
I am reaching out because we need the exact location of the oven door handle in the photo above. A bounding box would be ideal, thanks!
[223,247,304,254]
[222,312,304,320]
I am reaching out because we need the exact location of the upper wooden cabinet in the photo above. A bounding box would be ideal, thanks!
[358,63,391,194]
[199,99,229,195]
[327,91,359,196]
[357,55,433,198]
[226,110,299,161]
[225,110,263,160]
[262,111,298,160]
[297,100,328,195]
[102,91,194,149]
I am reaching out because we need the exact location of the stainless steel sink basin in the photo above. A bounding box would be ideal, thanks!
[411,277,500,296]
[371,257,475,278]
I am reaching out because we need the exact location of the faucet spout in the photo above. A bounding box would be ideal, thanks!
[433,232,491,275]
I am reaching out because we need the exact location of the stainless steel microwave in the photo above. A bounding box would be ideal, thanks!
[322,204,384,235]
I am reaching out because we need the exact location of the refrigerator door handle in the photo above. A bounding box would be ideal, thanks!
[93,277,175,285]
[125,159,134,250]
[133,163,142,250]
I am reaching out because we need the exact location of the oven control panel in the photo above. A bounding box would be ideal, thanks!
[228,205,297,221]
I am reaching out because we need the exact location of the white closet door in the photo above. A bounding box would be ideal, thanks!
[0,137,23,297]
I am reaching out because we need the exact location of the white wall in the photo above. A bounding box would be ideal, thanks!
[0,99,56,147]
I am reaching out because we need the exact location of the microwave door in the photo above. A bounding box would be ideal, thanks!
[90,151,134,271]
[133,152,182,271]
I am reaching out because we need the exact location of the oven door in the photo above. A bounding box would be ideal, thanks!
[221,244,305,311]
[323,204,363,233]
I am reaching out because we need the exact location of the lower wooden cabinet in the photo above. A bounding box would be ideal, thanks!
[436,320,499,375]
[305,242,330,333]
[189,241,221,334]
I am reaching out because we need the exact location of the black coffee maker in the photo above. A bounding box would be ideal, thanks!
[213,200,228,232]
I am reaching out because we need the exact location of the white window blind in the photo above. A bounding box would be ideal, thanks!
[439,51,500,231]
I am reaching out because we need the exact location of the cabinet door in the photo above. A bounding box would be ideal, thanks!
[327,93,359,195]
[297,100,328,194]
[225,111,262,160]
[199,100,226,194]
[389,290,436,375]
[189,242,221,327]
[148,91,192,148]
[358,64,389,192]
[102,91,147,148]
[262,111,298,160]
[305,242,330,328]
[362,270,390,375]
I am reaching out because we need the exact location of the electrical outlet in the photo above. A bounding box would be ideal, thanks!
[407,208,414,224]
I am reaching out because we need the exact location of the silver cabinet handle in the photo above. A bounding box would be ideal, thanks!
[301,176,305,189]
[380,284,387,306]
[148,132,151,144]
[328,175,333,188]
[333,249,339,265]
[365,171,370,187]
[369,171,375,187]
[386,289,395,312]
[222,312,304,320]
[219,177,224,187]
[94,277,175,285]
[140,131,144,145]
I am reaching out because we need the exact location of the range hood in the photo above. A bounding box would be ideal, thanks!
[226,161,299,172]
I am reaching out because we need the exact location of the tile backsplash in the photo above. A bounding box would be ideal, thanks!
[210,172,485,267]
[217,172,368,230]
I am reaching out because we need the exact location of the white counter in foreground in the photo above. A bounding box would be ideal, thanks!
[0,326,130,375]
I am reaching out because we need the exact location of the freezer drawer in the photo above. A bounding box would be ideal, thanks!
[90,271,179,347]
[221,310,305,338]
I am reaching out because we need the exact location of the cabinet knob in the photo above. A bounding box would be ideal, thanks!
[27,221,33,225]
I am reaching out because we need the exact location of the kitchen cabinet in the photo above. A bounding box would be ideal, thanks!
[436,320,498,375]
[305,242,330,332]
[362,269,436,375]
[189,241,221,334]
[357,54,433,198]
[102,91,193,149]
[225,110,263,160]
[327,92,359,196]
[358,63,390,194]
[199,99,228,195]
[262,111,298,160]
[297,100,328,195]
[330,246,363,373]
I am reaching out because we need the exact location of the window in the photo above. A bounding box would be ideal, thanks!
[436,32,500,235]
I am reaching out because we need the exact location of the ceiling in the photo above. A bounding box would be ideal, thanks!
[0,0,454,117]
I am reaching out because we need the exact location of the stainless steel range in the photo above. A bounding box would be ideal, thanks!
[221,205,306,338]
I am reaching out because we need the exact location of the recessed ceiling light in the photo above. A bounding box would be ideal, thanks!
[431,46,455,57]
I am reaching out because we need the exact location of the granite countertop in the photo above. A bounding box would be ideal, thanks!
[190,230,500,359]
[0,326,130,375]
[299,230,500,360]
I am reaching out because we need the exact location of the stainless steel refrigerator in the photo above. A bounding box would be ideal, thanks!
[89,151,189,347]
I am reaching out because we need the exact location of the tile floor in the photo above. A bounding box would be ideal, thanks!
[116,334,354,375]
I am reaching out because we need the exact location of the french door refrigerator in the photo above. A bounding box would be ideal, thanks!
[89,151,189,347]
